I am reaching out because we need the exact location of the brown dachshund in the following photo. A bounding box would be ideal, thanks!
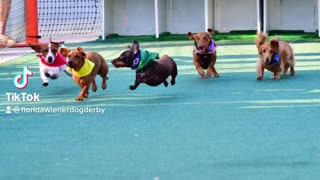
[67,47,108,101]
[255,33,295,80]
[188,28,219,79]
[111,41,177,90]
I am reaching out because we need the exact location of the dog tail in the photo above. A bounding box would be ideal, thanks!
[255,32,267,48]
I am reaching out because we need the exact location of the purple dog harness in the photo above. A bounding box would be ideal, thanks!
[195,40,217,69]
[195,40,216,54]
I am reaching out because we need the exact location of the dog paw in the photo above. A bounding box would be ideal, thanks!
[101,83,107,90]
[129,85,136,90]
[76,97,84,101]
[213,73,220,78]
[42,82,49,86]
[272,76,280,80]
[200,75,206,79]
[50,75,58,79]
[256,76,263,80]
[171,79,175,86]
[44,72,51,78]
[84,93,89,98]
[92,86,97,92]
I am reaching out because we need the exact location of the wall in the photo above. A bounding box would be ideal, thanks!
[268,0,317,32]
[158,0,168,33]
[214,0,257,32]
[110,0,155,35]
[167,0,205,34]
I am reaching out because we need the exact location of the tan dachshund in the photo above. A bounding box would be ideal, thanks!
[255,33,295,80]
[188,28,219,79]
[67,47,108,101]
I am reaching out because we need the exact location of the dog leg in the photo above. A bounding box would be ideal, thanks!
[44,72,51,78]
[290,67,295,76]
[40,71,49,86]
[63,69,72,77]
[288,58,296,76]
[84,91,89,98]
[206,68,213,78]
[129,80,140,90]
[163,80,168,87]
[100,74,107,90]
[256,62,264,80]
[48,68,60,80]
[283,63,290,75]
[92,80,97,92]
[77,85,89,101]
[170,76,176,85]
[194,62,206,79]
[59,65,72,77]
[170,63,177,85]
[212,67,219,77]
[207,67,219,78]
[39,63,49,86]
[272,72,280,80]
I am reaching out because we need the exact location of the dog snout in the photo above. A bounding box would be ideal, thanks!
[111,59,121,68]
[47,56,53,63]
[111,59,116,65]
[265,58,270,63]
[198,45,204,50]
[68,61,74,68]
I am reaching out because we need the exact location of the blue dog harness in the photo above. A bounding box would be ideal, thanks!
[131,52,141,70]
[269,54,280,65]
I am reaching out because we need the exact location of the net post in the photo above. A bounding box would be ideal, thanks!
[25,0,39,44]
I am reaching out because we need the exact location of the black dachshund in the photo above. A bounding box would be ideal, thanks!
[112,41,177,90]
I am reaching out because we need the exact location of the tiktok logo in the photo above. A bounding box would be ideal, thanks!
[13,67,33,90]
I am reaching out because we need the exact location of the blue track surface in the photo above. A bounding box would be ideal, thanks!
[0,41,320,180]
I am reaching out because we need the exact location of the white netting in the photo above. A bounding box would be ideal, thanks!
[37,0,103,43]
[1,0,102,47]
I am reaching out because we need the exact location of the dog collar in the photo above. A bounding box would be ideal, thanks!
[72,59,95,77]
[131,52,141,70]
[132,50,159,72]
[37,53,67,67]
[195,40,216,54]
[269,54,280,65]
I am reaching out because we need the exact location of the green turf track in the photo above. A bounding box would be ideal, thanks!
[0,41,320,180]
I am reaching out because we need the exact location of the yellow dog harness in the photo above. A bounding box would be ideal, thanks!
[68,59,95,77]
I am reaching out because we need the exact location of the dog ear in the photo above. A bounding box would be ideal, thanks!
[132,41,139,54]
[270,38,279,52]
[50,38,64,45]
[49,38,64,47]
[255,33,267,48]
[51,42,60,49]
[207,28,214,37]
[60,48,70,58]
[29,43,45,53]
[187,32,195,40]
[77,47,86,57]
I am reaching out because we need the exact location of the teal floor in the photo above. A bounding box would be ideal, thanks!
[0,41,320,180]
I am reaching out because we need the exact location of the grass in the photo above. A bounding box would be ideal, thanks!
[99,31,320,44]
